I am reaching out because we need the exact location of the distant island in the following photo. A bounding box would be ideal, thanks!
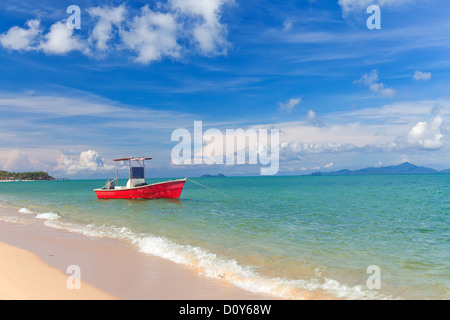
[311,162,450,176]
[200,174,226,178]
[0,170,55,181]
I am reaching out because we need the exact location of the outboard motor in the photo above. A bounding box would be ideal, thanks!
[105,179,115,189]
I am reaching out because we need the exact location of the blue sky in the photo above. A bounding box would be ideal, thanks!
[0,0,449,178]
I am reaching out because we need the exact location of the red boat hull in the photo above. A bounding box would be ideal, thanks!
[95,179,186,199]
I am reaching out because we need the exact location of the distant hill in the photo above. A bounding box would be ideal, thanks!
[312,162,450,176]
[200,174,226,178]
[0,170,55,181]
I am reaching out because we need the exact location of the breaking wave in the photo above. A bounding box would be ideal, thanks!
[42,218,395,300]
[35,212,62,220]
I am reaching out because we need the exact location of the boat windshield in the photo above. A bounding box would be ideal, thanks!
[131,167,145,179]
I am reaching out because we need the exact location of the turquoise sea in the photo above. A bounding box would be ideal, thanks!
[0,175,449,299]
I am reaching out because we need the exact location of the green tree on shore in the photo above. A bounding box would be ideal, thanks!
[0,171,54,181]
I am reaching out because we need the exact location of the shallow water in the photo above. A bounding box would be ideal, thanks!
[0,175,449,299]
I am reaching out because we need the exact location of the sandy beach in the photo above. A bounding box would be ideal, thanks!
[0,240,116,300]
[0,207,274,300]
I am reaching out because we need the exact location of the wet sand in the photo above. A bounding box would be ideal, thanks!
[0,240,116,300]
[0,210,275,300]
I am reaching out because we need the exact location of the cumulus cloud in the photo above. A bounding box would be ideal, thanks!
[0,1,232,63]
[40,21,84,54]
[0,19,41,51]
[413,70,432,82]
[87,5,126,51]
[278,98,301,113]
[354,70,396,97]
[1,149,49,172]
[407,115,444,149]
[269,98,450,169]
[120,6,180,64]
[55,150,115,175]
[0,19,85,55]
[169,0,232,55]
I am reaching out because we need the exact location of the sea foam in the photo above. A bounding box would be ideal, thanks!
[0,215,24,224]
[35,212,61,220]
[42,218,394,300]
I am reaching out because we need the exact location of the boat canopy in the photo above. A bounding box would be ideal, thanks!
[113,157,152,161]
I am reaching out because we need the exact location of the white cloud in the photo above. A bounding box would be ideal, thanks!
[1,149,49,172]
[338,0,414,16]
[354,70,396,97]
[305,110,325,127]
[283,19,293,31]
[0,90,195,129]
[324,162,334,168]
[87,5,126,51]
[281,141,358,156]
[0,2,232,63]
[0,19,84,55]
[0,90,199,173]
[40,21,84,54]
[169,0,232,55]
[278,98,301,113]
[355,69,378,86]
[55,150,115,175]
[0,19,41,51]
[407,115,444,149]
[369,83,396,98]
[120,6,180,64]
[413,70,432,82]
[259,97,450,169]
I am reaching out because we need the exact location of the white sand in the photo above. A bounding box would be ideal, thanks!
[0,240,116,300]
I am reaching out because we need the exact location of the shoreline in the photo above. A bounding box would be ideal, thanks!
[0,207,277,300]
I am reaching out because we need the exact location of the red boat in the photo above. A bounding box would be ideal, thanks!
[94,157,187,199]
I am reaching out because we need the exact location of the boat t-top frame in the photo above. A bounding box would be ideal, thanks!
[110,157,152,189]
